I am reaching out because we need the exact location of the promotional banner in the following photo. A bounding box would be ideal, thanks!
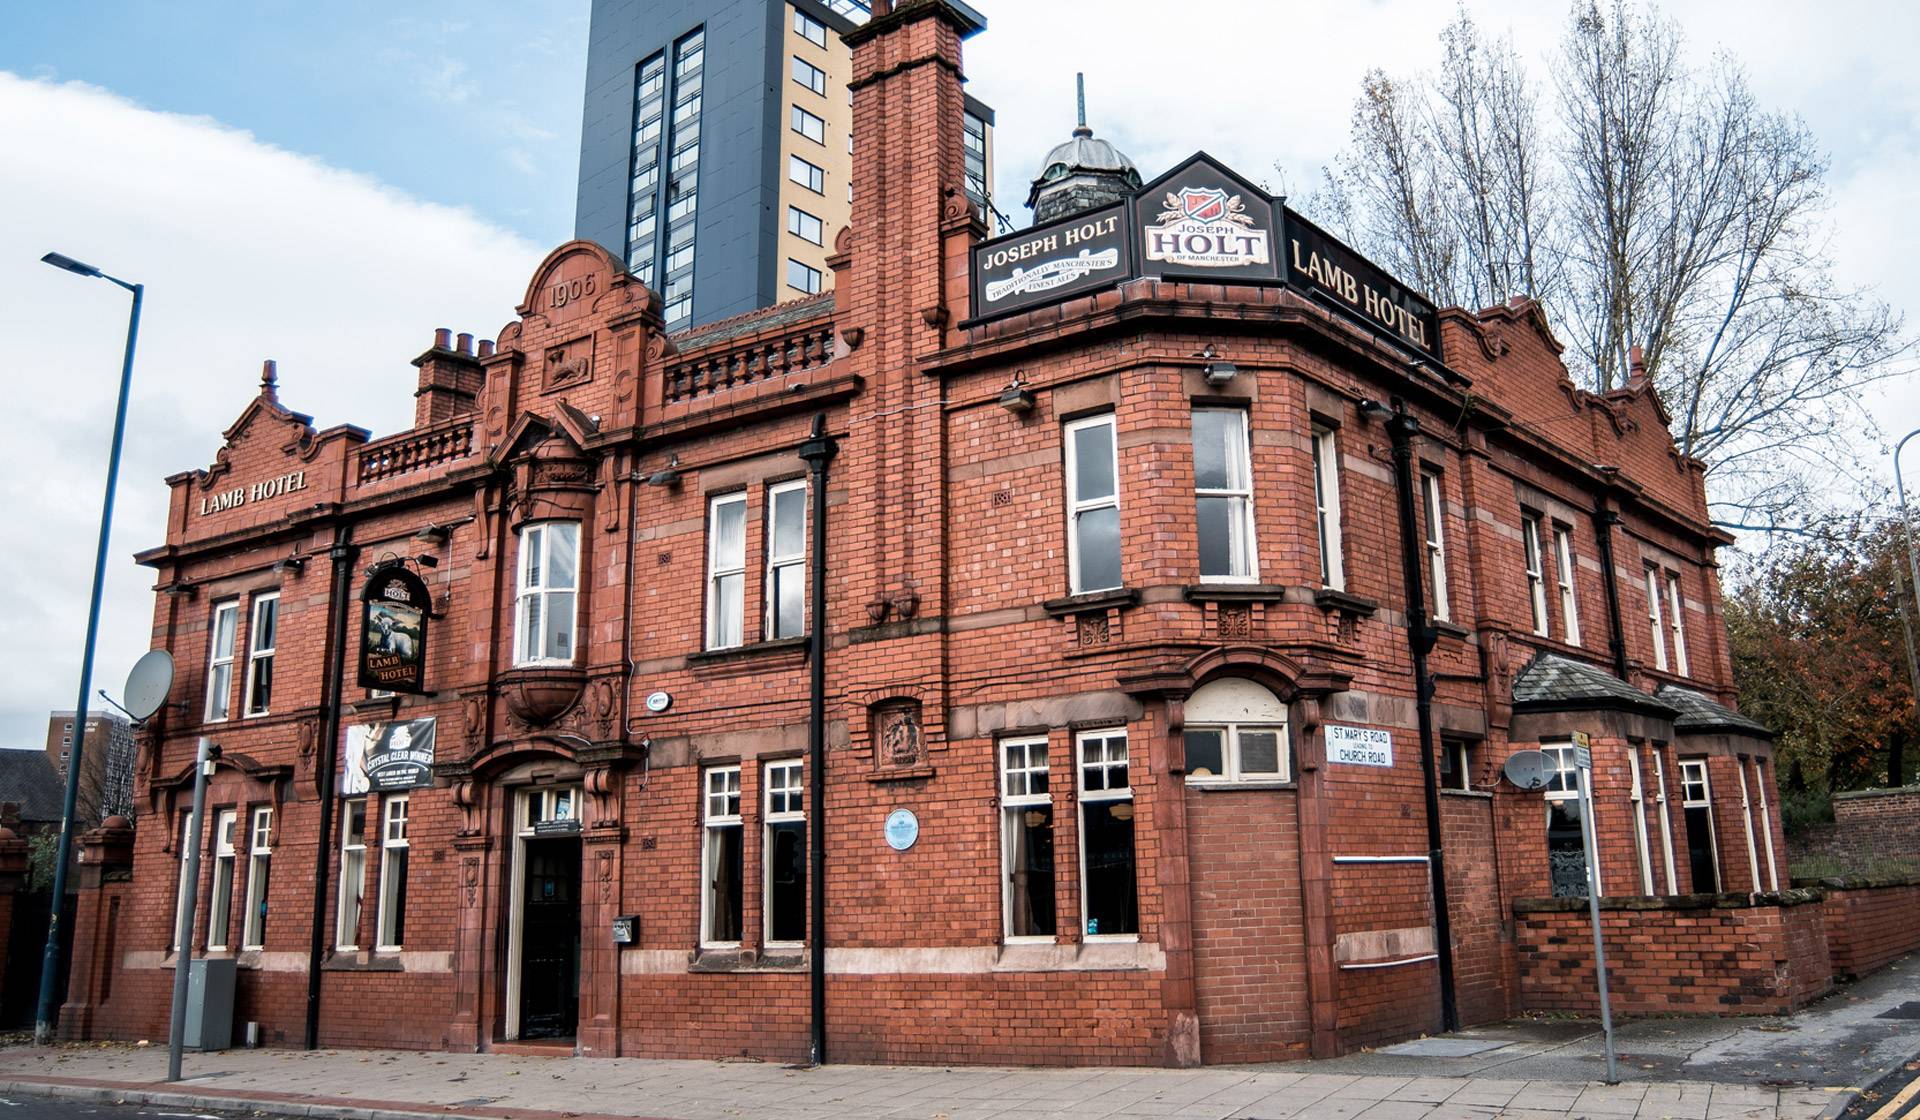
[359,563,431,694]
[341,718,437,795]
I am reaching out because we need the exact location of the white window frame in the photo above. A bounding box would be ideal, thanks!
[787,205,823,246]
[336,797,368,950]
[794,9,827,46]
[1543,742,1602,894]
[376,794,410,950]
[1421,472,1451,622]
[1192,408,1257,583]
[762,760,806,947]
[205,599,239,722]
[514,521,581,667]
[242,592,279,717]
[1311,427,1345,590]
[1679,758,1720,891]
[765,480,807,640]
[1076,729,1137,941]
[1652,749,1678,893]
[173,814,195,952]
[1666,571,1690,676]
[1522,514,1549,636]
[1064,414,1122,594]
[706,493,747,650]
[1752,757,1779,891]
[999,737,1053,943]
[790,104,825,145]
[1182,720,1290,784]
[1645,565,1669,671]
[700,766,744,948]
[1553,526,1582,646]
[206,808,238,951]
[1735,759,1761,892]
[1438,737,1474,792]
[1627,749,1654,895]
[241,807,272,950]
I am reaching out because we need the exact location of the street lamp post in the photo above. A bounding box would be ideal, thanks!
[1896,431,1920,647]
[34,252,144,1046]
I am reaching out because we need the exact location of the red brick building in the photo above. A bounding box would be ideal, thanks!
[65,0,1789,1066]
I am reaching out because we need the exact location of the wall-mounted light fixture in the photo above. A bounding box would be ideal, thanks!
[647,454,683,488]
[413,553,440,569]
[271,554,307,576]
[1197,344,1237,387]
[413,523,451,545]
[998,375,1035,415]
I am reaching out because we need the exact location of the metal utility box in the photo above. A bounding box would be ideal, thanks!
[183,957,236,1050]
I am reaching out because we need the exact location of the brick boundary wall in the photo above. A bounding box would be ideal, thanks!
[1798,876,1920,980]
[1787,787,1920,871]
[1513,891,1831,1016]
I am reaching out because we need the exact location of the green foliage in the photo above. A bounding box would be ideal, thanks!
[1778,787,1833,838]
[25,830,59,893]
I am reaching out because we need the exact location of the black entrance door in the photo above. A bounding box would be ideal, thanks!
[518,839,580,1040]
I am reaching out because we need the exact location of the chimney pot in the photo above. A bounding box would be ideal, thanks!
[434,327,453,350]
[456,332,474,355]
[478,339,496,359]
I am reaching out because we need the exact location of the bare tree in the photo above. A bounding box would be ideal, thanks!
[1308,0,1915,533]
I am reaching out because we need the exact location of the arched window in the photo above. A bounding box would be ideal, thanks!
[1183,677,1290,783]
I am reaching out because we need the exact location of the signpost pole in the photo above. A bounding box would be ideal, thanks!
[167,736,216,1082]
[1574,741,1619,1084]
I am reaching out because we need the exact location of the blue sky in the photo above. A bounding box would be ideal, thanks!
[5,2,590,242]
[0,1,1915,751]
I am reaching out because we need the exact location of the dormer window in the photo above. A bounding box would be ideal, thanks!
[514,522,580,666]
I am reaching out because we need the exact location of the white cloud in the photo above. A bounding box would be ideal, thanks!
[0,72,542,748]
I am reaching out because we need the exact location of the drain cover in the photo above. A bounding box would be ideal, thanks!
[1876,1002,1920,1019]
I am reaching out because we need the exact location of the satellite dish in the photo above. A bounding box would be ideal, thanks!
[1503,749,1551,791]
[122,650,176,722]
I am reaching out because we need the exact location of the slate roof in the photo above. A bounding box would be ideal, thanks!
[671,292,834,352]
[0,748,67,824]
[1511,653,1679,718]
[1656,684,1774,738]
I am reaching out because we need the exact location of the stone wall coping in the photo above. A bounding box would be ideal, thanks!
[1833,785,1920,801]
[1513,888,1824,914]
[1793,874,1920,891]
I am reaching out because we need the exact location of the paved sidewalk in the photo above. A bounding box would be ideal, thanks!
[0,1043,1851,1120]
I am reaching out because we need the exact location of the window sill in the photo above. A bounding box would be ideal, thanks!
[1042,588,1140,618]
[1431,619,1472,639]
[1185,778,1296,791]
[1184,583,1286,604]
[687,636,808,667]
[1314,588,1378,617]
[1440,787,1491,799]
[690,947,811,973]
[992,940,1162,972]
[324,950,402,972]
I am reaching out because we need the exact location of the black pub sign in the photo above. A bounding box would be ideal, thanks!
[358,562,430,694]
[970,201,1130,318]
[1134,153,1279,284]
[1281,208,1441,362]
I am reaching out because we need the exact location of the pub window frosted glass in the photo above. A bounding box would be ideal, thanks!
[1192,408,1256,581]
[1679,759,1719,892]
[1311,427,1345,590]
[205,600,239,722]
[789,154,825,193]
[792,55,827,96]
[1065,415,1121,593]
[1644,565,1669,671]
[701,766,743,946]
[1077,730,1138,938]
[206,809,238,951]
[243,592,278,716]
[766,480,807,639]
[1542,743,1597,898]
[1181,677,1289,783]
[791,105,826,145]
[763,760,806,945]
[377,795,410,950]
[514,522,579,666]
[241,807,271,950]
[786,258,822,294]
[794,9,827,46]
[788,205,824,245]
[706,493,747,649]
[1553,526,1582,646]
[1522,514,1549,636]
[336,798,368,950]
[1666,571,1690,675]
[999,737,1055,940]
[172,814,193,951]
[1420,473,1451,621]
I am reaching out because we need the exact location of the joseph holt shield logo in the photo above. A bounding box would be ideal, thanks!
[1180,188,1229,223]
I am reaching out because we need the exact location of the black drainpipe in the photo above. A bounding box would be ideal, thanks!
[796,414,837,1065]
[1591,508,1630,679]
[304,529,357,1049]
[1368,396,1460,1034]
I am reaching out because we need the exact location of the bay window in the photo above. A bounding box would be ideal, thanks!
[1553,526,1582,645]
[1181,677,1290,783]
[1666,571,1690,675]
[1311,427,1345,589]
[514,522,579,666]
[1192,408,1256,581]
[1680,759,1719,892]
[1645,565,1669,671]
[1522,514,1549,636]
[1421,472,1451,621]
[1065,415,1121,593]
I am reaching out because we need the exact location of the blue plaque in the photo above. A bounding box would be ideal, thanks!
[884,808,919,851]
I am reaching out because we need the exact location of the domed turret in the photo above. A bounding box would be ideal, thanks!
[1027,76,1142,224]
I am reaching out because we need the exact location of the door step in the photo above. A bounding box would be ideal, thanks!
[492,1038,577,1057]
